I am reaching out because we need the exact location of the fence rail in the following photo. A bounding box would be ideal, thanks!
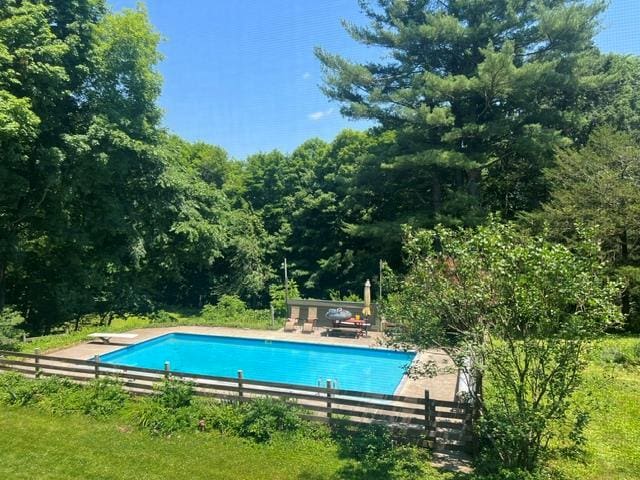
[0,349,473,450]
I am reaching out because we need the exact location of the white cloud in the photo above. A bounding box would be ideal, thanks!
[308,108,333,121]
[302,72,311,80]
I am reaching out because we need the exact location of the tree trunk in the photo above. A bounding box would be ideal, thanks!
[431,175,442,213]
[0,261,6,311]
[468,167,481,201]
[621,229,631,317]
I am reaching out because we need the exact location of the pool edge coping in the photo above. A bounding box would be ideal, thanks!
[96,330,418,396]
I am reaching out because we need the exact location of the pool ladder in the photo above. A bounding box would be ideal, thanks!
[317,378,339,391]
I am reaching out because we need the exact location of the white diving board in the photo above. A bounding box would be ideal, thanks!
[87,333,138,344]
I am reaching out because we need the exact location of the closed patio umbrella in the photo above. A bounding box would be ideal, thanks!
[362,279,371,317]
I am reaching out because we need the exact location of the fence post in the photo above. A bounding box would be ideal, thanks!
[424,389,432,435]
[164,361,171,379]
[454,368,461,399]
[464,403,473,451]
[237,370,244,398]
[326,379,333,419]
[94,355,100,378]
[270,304,275,328]
[34,348,41,378]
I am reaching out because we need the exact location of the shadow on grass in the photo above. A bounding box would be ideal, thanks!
[323,419,473,480]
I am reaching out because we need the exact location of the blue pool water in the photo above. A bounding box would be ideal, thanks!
[99,333,415,394]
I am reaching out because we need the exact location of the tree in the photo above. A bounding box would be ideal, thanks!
[0,0,74,310]
[527,127,640,331]
[244,140,332,295]
[149,135,272,308]
[1,2,171,332]
[317,0,606,229]
[384,219,621,472]
[0,306,25,351]
[571,54,640,141]
[244,132,385,298]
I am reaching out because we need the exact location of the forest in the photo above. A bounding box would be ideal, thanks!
[1,0,640,335]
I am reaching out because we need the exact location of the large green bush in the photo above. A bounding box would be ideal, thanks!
[197,400,245,434]
[0,373,74,406]
[0,307,25,351]
[331,423,430,480]
[79,378,129,417]
[154,377,194,409]
[385,220,622,472]
[128,399,198,435]
[269,282,301,317]
[238,397,303,442]
[200,295,272,328]
[0,374,128,417]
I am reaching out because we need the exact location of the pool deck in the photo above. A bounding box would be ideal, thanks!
[47,326,459,401]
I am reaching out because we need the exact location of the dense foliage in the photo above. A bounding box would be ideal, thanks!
[0,1,272,332]
[0,0,639,336]
[527,128,640,331]
[0,306,24,350]
[384,220,622,472]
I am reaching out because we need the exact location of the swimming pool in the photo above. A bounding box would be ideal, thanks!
[99,333,415,395]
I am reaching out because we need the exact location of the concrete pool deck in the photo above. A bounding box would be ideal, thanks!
[47,326,459,400]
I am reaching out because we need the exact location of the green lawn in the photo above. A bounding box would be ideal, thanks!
[20,310,280,354]
[4,335,639,480]
[0,407,347,480]
[552,337,640,480]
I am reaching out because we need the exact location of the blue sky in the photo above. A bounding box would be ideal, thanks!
[109,0,640,160]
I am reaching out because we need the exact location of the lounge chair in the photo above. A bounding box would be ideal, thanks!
[284,306,300,332]
[302,307,317,333]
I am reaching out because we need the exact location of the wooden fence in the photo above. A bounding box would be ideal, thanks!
[0,350,473,451]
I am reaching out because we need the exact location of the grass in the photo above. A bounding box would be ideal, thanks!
[20,309,282,354]
[0,407,347,480]
[551,336,640,480]
[7,324,640,479]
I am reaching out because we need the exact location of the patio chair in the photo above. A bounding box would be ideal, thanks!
[302,307,317,333]
[284,305,300,332]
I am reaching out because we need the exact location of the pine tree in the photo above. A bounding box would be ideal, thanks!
[316,0,606,225]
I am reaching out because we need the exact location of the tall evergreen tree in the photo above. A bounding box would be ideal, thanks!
[316,0,606,230]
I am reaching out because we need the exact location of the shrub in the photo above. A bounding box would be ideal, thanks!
[0,372,32,405]
[0,307,26,351]
[200,295,272,329]
[128,399,198,435]
[128,378,197,435]
[39,378,128,417]
[332,423,430,480]
[154,377,194,408]
[239,397,303,442]
[0,373,127,418]
[0,373,77,407]
[470,470,554,480]
[149,310,177,324]
[79,378,129,417]
[196,400,244,434]
[202,295,247,321]
[269,282,301,317]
